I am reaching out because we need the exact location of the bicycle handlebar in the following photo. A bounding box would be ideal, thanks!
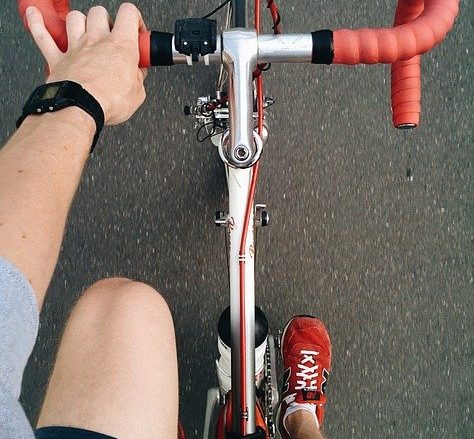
[390,0,424,128]
[17,0,459,128]
[331,0,459,128]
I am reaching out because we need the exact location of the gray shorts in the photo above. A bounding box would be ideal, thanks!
[0,256,39,439]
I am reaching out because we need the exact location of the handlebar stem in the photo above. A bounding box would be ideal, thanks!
[222,29,260,169]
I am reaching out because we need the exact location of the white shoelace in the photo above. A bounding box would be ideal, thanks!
[295,350,319,390]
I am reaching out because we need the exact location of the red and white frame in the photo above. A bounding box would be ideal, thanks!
[15,1,460,437]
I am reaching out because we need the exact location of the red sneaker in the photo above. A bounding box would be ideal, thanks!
[277,316,332,438]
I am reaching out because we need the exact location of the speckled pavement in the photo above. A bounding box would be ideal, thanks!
[0,1,472,437]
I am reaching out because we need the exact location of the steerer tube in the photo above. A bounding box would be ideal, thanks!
[233,0,247,27]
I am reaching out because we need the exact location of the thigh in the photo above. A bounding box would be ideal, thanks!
[36,278,178,439]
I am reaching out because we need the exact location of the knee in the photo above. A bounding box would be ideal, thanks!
[71,277,174,338]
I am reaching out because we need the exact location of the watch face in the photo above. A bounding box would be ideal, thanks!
[40,84,61,100]
[31,83,63,103]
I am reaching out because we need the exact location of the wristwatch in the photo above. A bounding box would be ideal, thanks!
[16,81,105,153]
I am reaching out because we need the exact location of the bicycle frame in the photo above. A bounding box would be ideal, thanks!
[174,30,316,436]
[218,31,315,436]
[227,164,257,433]
[15,0,460,437]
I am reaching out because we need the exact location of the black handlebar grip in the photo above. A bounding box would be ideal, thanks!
[311,30,334,65]
[150,31,174,66]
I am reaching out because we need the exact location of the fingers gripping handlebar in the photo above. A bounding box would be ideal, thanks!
[17,0,175,67]
[18,0,70,51]
[18,0,459,129]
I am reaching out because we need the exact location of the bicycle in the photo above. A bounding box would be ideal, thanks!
[16,0,459,438]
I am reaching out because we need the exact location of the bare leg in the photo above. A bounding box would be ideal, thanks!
[37,278,178,439]
[285,410,327,439]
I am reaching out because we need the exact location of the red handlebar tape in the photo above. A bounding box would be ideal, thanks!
[139,31,151,68]
[18,0,459,127]
[333,0,458,128]
[332,0,459,64]
[300,0,458,128]
[391,0,424,128]
[18,0,70,52]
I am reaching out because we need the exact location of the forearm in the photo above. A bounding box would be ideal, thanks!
[0,3,146,307]
[0,107,94,307]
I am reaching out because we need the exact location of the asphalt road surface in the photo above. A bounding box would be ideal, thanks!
[0,1,472,438]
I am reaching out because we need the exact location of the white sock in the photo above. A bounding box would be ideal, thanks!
[283,403,320,432]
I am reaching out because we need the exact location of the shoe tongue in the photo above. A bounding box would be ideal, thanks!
[289,343,330,373]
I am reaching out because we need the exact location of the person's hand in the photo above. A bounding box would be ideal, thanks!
[25,3,147,125]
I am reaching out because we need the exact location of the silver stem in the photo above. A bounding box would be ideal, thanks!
[222,29,259,168]
[217,3,233,93]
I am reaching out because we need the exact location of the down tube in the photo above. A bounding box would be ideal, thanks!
[227,165,257,433]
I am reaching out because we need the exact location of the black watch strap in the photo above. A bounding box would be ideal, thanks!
[16,81,105,153]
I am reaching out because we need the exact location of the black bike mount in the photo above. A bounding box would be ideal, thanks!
[175,18,218,62]
[226,427,267,439]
